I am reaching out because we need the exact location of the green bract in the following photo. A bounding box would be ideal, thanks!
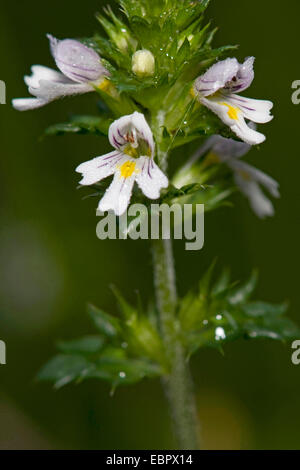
[38,265,299,390]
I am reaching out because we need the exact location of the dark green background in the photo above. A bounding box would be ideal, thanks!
[0,0,299,449]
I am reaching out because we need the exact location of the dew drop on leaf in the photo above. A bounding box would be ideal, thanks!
[215,327,226,341]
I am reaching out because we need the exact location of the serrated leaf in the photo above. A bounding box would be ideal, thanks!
[37,355,95,389]
[180,268,299,356]
[87,356,163,387]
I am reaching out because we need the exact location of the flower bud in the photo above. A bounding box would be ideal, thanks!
[132,50,155,78]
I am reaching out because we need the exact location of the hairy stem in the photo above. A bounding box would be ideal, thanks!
[152,238,201,449]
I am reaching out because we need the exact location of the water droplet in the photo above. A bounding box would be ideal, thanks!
[216,314,223,321]
[215,327,226,341]
[119,371,126,379]
[203,319,209,326]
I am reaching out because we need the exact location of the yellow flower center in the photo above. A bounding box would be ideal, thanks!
[98,78,111,93]
[119,161,137,178]
[97,78,120,99]
[220,102,240,121]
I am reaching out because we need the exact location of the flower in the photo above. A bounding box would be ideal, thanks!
[193,57,274,145]
[197,134,280,218]
[76,112,169,216]
[132,50,155,78]
[12,35,109,111]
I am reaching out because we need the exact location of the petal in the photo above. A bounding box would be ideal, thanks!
[24,65,67,88]
[29,79,93,101]
[76,151,123,186]
[211,135,251,159]
[108,112,155,156]
[12,97,48,111]
[231,115,266,145]
[194,58,239,97]
[234,175,275,218]
[226,57,255,93]
[98,160,137,216]
[225,94,273,124]
[201,97,268,145]
[135,156,169,199]
[13,66,93,111]
[229,160,280,198]
[48,34,107,83]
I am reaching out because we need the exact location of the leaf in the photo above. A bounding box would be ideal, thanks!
[244,317,300,341]
[37,355,96,389]
[180,268,300,356]
[37,351,163,389]
[88,304,121,338]
[199,259,217,299]
[57,336,105,355]
[227,271,258,305]
[212,268,231,297]
[110,286,137,323]
[86,356,163,387]
[45,115,112,137]
[161,183,202,203]
[242,302,289,318]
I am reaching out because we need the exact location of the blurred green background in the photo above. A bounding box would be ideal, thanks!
[0,0,299,450]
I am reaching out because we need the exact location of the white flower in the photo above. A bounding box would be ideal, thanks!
[197,134,280,218]
[193,57,274,145]
[132,50,155,77]
[76,112,169,216]
[12,35,109,111]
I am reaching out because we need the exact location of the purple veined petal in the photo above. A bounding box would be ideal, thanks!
[76,151,124,186]
[135,156,169,199]
[47,34,108,83]
[225,93,274,124]
[211,134,252,160]
[108,112,155,156]
[200,96,267,145]
[194,58,239,97]
[225,57,255,93]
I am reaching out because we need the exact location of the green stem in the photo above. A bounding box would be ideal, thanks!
[152,238,201,450]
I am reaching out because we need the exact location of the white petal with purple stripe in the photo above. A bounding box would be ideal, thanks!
[76,113,168,216]
[13,35,108,111]
[194,57,273,145]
